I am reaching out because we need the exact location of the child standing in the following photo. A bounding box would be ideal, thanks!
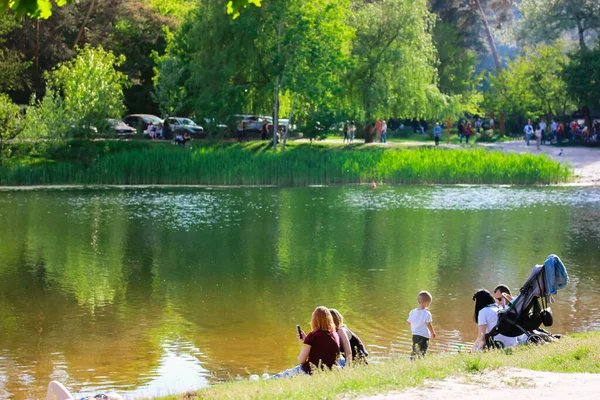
[407,291,436,358]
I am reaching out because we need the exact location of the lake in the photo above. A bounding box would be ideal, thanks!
[0,186,599,399]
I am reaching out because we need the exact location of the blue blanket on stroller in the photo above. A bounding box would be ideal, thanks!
[544,254,569,295]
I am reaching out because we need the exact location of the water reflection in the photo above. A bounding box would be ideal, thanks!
[0,186,599,398]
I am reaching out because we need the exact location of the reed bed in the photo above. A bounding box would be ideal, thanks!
[0,143,571,186]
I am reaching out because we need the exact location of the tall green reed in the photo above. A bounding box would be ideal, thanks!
[0,143,572,186]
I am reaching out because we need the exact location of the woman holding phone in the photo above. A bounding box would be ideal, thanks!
[264,306,340,379]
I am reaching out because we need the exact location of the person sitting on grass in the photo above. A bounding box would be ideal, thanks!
[472,288,518,350]
[263,306,340,379]
[329,308,369,366]
[407,290,436,359]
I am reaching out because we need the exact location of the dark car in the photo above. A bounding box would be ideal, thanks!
[123,114,163,131]
[166,117,205,138]
[108,119,136,138]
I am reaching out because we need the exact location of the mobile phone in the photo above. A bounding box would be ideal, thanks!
[296,325,303,338]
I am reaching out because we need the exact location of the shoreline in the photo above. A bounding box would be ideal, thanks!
[147,332,600,400]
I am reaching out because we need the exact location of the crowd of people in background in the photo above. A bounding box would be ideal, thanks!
[524,117,599,150]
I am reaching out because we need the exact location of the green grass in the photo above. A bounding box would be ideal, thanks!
[0,139,572,186]
[149,332,600,400]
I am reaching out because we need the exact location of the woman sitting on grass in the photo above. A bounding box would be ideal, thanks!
[472,289,518,350]
[329,308,369,366]
[266,306,340,379]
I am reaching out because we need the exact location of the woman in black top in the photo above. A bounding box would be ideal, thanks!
[329,308,369,366]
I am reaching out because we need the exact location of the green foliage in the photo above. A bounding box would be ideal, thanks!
[0,0,72,19]
[484,42,575,130]
[226,0,261,19]
[434,22,478,96]
[48,45,128,138]
[0,93,23,160]
[0,17,30,92]
[152,55,186,115]
[517,0,600,49]
[0,142,572,185]
[172,0,353,125]
[349,0,440,120]
[563,43,600,112]
[21,89,69,140]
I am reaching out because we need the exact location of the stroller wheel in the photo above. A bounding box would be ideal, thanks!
[493,340,505,349]
[527,334,544,345]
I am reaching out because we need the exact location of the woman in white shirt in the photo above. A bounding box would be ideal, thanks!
[472,289,518,349]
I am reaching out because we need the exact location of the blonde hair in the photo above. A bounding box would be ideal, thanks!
[311,306,336,332]
[418,290,432,305]
[329,308,344,330]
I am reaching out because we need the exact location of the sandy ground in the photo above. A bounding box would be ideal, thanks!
[358,368,600,400]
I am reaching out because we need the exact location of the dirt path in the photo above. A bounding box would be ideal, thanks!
[358,368,600,400]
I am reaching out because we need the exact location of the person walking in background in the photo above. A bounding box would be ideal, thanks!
[380,120,387,143]
[407,291,436,359]
[524,119,533,146]
[349,121,356,143]
[458,120,466,143]
[433,122,442,146]
[375,118,382,142]
[465,122,473,144]
[535,127,542,150]
[550,118,558,144]
[261,120,269,140]
[539,119,547,145]
[475,118,482,134]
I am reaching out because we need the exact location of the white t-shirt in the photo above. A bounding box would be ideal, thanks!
[478,305,518,348]
[551,121,557,131]
[539,122,547,131]
[408,308,432,338]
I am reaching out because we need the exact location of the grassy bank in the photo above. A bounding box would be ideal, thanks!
[152,331,600,399]
[0,140,571,185]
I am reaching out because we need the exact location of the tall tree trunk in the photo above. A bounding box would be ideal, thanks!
[273,75,280,152]
[273,17,283,152]
[575,19,586,50]
[74,0,97,48]
[473,0,505,136]
[281,92,296,152]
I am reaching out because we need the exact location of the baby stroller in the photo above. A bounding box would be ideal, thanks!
[486,254,569,348]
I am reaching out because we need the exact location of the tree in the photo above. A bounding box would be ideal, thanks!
[0,17,30,92]
[226,0,261,18]
[517,0,600,50]
[0,93,22,162]
[562,43,600,128]
[484,42,575,131]
[0,0,73,19]
[349,0,440,122]
[171,0,353,150]
[48,45,128,138]
[152,56,186,116]
[433,21,478,96]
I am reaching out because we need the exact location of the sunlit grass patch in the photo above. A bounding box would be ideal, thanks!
[0,141,572,186]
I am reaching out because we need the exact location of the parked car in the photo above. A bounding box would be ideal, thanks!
[278,118,296,131]
[200,118,229,129]
[108,119,136,138]
[233,115,272,132]
[123,114,163,131]
[165,117,205,138]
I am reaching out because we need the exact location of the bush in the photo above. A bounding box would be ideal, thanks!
[476,129,495,142]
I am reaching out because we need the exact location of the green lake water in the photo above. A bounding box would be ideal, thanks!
[0,186,599,399]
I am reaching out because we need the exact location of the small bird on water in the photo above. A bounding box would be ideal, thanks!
[371,181,377,189]
[558,149,563,156]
